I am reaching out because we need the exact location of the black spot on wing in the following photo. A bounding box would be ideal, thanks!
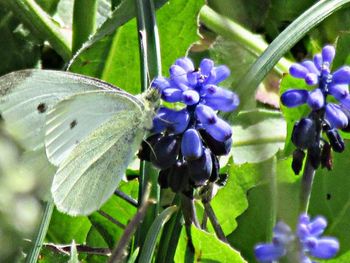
[326,193,331,200]
[70,120,77,129]
[37,103,47,113]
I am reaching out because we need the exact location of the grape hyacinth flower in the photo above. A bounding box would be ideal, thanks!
[138,57,238,193]
[255,214,339,263]
[280,45,350,173]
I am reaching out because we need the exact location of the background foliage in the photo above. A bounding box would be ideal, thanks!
[1,0,350,262]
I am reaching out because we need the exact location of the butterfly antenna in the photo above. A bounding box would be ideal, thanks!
[144,139,159,161]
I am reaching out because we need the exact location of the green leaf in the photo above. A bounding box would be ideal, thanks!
[46,208,91,244]
[70,0,203,95]
[233,0,350,110]
[88,180,138,247]
[138,206,178,263]
[68,0,168,86]
[0,7,41,75]
[231,109,286,164]
[279,74,310,156]
[2,0,72,61]
[207,0,271,30]
[38,247,69,263]
[309,142,350,256]
[227,157,300,263]
[158,0,204,74]
[85,227,109,263]
[191,226,247,262]
[203,157,278,238]
[208,37,257,88]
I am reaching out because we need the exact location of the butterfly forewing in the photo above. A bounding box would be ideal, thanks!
[50,92,145,215]
[0,70,117,151]
[45,90,143,166]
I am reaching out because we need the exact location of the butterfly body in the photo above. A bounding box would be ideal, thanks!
[0,70,158,215]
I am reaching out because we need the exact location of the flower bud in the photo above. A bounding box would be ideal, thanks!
[305,73,318,85]
[181,129,203,160]
[152,107,190,134]
[158,168,170,188]
[170,65,188,87]
[307,88,324,110]
[321,142,332,170]
[325,103,348,129]
[309,143,321,169]
[326,128,345,152]
[289,64,308,79]
[291,118,316,150]
[254,244,286,262]
[187,148,212,187]
[182,90,200,105]
[332,66,350,84]
[308,237,339,259]
[152,76,170,91]
[162,87,183,102]
[309,216,327,236]
[204,117,232,142]
[212,65,230,83]
[199,129,232,156]
[138,133,162,161]
[292,149,305,175]
[280,89,308,108]
[313,54,323,71]
[329,84,349,101]
[168,161,189,193]
[301,60,319,75]
[322,45,336,65]
[195,104,217,125]
[175,57,194,72]
[203,86,239,112]
[150,135,179,169]
[200,58,214,76]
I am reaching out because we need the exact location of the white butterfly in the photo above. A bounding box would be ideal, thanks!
[0,69,159,216]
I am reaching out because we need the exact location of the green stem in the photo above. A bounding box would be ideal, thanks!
[181,194,200,228]
[199,5,292,75]
[25,201,54,263]
[266,157,277,241]
[72,0,98,53]
[134,0,162,251]
[135,0,162,91]
[136,162,159,247]
[203,202,227,243]
[1,0,71,61]
[299,154,316,213]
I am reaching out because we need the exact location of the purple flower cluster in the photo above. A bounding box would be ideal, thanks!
[280,45,350,173]
[255,214,339,263]
[139,57,238,192]
[281,45,350,130]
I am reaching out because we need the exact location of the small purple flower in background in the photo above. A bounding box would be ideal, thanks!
[280,45,350,174]
[138,57,238,193]
[255,214,339,263]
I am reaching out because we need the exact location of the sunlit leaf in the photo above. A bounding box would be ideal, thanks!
[231,109,286,164]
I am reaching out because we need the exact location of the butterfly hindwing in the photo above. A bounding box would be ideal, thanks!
[0,70,117,151]
[50,92,146,215]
